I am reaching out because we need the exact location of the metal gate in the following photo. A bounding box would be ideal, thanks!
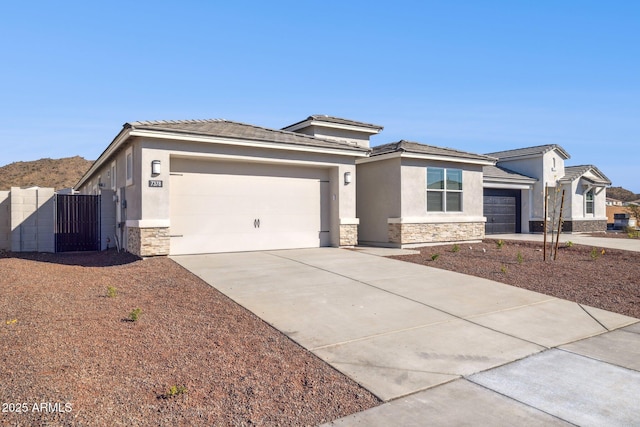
[55,194,101,252]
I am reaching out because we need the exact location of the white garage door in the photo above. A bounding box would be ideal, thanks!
[169,159,331,255]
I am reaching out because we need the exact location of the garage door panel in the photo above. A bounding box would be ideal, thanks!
[483,189,522,235]
[170,165,329,255]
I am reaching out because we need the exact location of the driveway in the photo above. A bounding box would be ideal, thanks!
[173,248,640,426]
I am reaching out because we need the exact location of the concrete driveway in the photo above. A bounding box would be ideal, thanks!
[173,248,640,426]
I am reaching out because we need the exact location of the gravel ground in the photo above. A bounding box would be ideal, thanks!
[0,251,379,426]
[390,239,640,319]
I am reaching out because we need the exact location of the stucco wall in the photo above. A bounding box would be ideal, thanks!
[357,156,486,246]
[400,158,485,218]
[356,158,401,244]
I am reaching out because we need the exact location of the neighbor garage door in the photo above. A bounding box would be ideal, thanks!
[483,188,521,234]
[169,158,330,255]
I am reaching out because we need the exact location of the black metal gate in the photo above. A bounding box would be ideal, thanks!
[483,188,521,234]
[55,194,101,252]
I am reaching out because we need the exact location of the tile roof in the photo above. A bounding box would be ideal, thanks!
[371,140,496,162]
[126,119,369,152]
[483,165,537,183]
[561,165,611,185]
[486,144,570,160]
[283,115,383,132]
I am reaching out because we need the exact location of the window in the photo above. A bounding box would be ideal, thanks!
[586,190,594,214]
[125,147,133,186]
[427,167,463,212]
[110,161,116,190]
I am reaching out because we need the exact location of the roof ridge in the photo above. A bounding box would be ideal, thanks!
[129,118,226,126]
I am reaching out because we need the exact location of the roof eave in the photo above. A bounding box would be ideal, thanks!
[357,151,495,166]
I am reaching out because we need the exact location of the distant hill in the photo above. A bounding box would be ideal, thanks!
[0,156,94,191]
[607,186,639,202]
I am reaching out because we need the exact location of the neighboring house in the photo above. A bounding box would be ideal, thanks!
[484,145,611,234]
[356,141,495,247]
[75,116,379,257]
[606,197,623,206]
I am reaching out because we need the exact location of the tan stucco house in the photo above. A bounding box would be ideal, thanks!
[356,141,495,247]
[76,116,611,256]
[76,116,381,256]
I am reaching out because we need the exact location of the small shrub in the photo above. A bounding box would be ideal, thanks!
[500,265,508,274]
[129,308,142,322]
[106,286,117,298]
[166,385,187,398]
[431,253,440,261]
[626,227,640,239]
[590,247,601,261]
[516,251,524,264]
[565,241,574,248]
[451,244,460,253]
[496,240,505,249]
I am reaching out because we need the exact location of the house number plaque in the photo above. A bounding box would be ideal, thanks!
[148,180,163,187]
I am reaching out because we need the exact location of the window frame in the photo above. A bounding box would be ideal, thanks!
[426,167,463,213]
[110,161,117,190]
[125,147,133,187]
[585,189,594,215]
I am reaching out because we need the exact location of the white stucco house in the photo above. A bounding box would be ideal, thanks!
[75,116,610,256]
[483,144,611,234]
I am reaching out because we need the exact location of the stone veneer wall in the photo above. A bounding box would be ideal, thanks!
[388,222,485,245]
[529,220,607,233]
[127,227,170,257]
[563,220,607,233]
[339,224,358,246]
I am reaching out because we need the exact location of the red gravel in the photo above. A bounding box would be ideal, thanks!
[390,239,640,319]
[0,251,379,426]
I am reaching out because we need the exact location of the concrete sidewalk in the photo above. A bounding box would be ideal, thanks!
[490,232,640,252]
[173,248,640,426]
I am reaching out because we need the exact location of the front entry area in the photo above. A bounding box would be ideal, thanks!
[169,158,331,255]
[483,188,521,234]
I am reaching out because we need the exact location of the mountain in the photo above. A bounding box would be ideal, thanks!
[0,156,94,191]
[607,186,639,202]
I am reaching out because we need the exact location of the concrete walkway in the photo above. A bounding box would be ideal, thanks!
[490,232,640,252]
[172,248,640,426]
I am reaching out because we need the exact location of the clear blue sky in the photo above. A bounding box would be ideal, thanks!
[1,1,638,191]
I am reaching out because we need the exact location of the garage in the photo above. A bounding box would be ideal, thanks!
[483,188,521,234]
[169,158,331,255]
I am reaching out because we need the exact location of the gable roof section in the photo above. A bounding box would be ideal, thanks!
[76,118,369,189]
[282,115,383,134]
[483,165,537,185]
[487,144,570,160]
[363,140,495,165]
[560,165,611,186]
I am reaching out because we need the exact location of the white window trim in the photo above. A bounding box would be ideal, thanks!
[426,167,463,213]
[111,161,117,190]
[125,147,133,187]
[585,189,595,216]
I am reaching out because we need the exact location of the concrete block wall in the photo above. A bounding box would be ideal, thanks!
[10,187,55,252]
[0,191,10,250]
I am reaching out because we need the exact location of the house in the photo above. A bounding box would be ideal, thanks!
[356,141,495,247]
[75,116,380,257]
[76,117,611,256]
[484,144,611,234]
